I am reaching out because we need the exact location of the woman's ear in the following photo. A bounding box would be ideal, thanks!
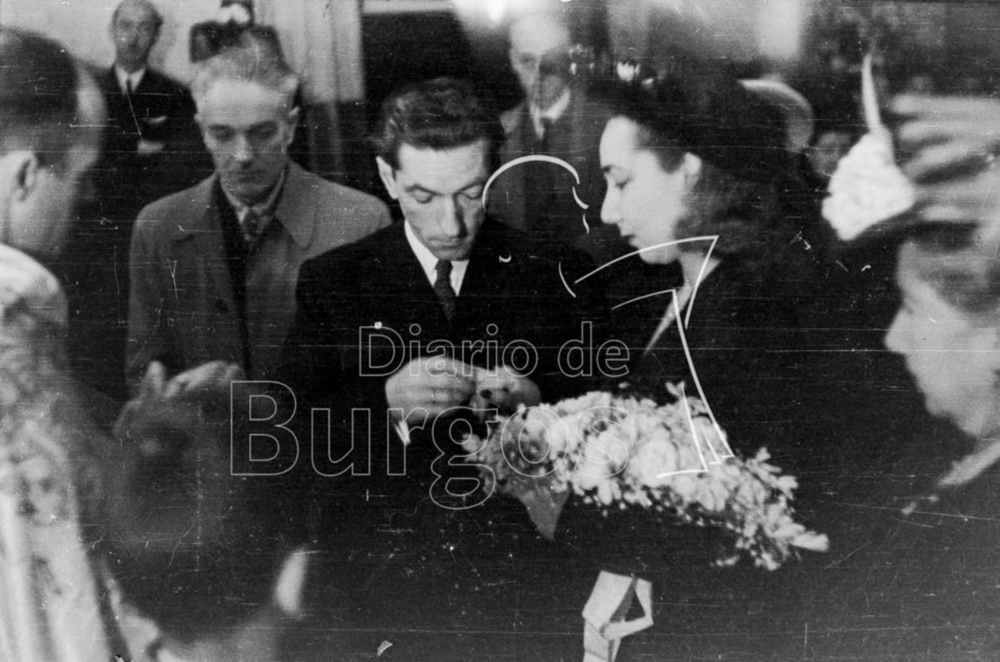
[0,150,40,203]
[681,152,703,188]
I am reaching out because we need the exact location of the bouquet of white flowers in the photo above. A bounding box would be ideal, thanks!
[461,386,827,571]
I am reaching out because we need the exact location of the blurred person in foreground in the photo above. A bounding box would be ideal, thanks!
[0,27,110,662]
[90,386,353,661]
[791,93,1000,660]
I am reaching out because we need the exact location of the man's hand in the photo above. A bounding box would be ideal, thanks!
[471,364,541,414]
[385,356,477,424]
[118,361,243,445]
[137,360,244,401]
[164,361,244,398]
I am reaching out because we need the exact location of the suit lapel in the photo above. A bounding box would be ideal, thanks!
[371,225,450,337]
[453,223,515,342]
[273,163,316,250]
[459,223,503,298]
[168,178,243,362]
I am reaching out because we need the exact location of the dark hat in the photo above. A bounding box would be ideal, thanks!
[591,55,789,183]
[740,79,815,154]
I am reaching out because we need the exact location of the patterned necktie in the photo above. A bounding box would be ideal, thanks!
[536,117,552,154]
[240,208,268,248]
[434,259,457,322]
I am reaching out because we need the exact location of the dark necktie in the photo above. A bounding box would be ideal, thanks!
[434,259,457,322]
[240,208,269,249]
[536,117,552,154]
[126,77,133,96]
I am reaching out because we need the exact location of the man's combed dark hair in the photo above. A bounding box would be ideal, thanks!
[0,27,79,169]
[372,77,505,170]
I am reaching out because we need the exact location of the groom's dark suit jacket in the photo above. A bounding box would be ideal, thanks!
[280,218,605,658]
[283,217,603,446]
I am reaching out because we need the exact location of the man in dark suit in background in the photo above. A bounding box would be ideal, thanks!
[65,0,212,403]
[488,8,621,265]
[489,6,666,336]
[281,77,607,658]
[97,0,212,218]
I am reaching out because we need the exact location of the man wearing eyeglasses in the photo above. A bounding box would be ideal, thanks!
[489,7,619,265]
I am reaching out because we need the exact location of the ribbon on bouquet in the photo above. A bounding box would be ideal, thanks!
[582,571,654,662]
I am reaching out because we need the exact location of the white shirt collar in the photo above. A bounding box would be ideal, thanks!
[114,65,147,93]
[403,221,469,295]
[530,88,572,138]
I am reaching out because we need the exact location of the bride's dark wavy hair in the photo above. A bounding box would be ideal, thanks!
[591,56,790,262]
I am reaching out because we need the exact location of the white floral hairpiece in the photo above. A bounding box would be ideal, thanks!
[822,54,916,241]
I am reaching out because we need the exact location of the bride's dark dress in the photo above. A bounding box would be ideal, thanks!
[540,252,817,659]
[618,255,811,463]
[796,424,1000,661]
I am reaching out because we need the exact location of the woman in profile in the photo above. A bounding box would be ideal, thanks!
[796,95,1000,660]
[590,59,816,467]
[541,57,834,660]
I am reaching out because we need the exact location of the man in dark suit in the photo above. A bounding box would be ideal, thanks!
[98,0,212,219]
[127,42,390,396]
[281,78,607,658]
[489,8,668,337]
[488,9,621,265]
[65,0,213,403]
